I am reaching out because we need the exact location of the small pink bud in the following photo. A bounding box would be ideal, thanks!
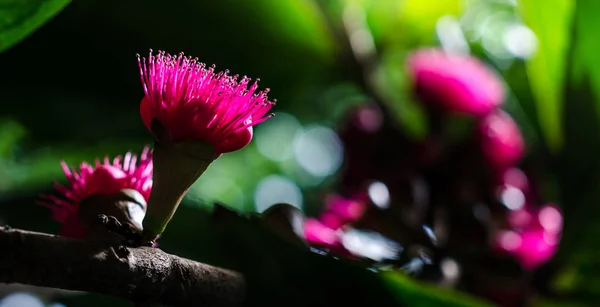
[406,48,505,116]
[479,111,525,169]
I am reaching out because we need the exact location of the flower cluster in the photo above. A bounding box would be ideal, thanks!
[40,49,274,241]
[407,50,556,269]
[137,50,275,239]
[300,48,561,306]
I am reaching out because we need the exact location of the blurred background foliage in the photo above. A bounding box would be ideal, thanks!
[2,0,600,306]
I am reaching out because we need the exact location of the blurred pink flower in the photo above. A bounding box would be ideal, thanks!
[479,110,525,169]
[325,194,367,222]
[137,50,275,154]
[496,204,562,270]
[406,48,505,116]
[501,167,529,193]
[39,147,153,239]
[319,212,347,230]
[304,218,342,247]
[304,194,367,252]
[517,229,559,270]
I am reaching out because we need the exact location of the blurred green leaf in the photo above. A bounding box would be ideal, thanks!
[0,118,26,158]
[571,0,600,122]
[0,0,71,53]
[516,0,575,151]
[247,0,335,57]
[554,79,600,301]
[358,0,405,44]
[375,48,427,140]
[398,0,462,46]
[381,271,493,307]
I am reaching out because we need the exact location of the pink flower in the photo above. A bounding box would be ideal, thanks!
[39,147,153,239]
[319,212,347,230]
[479,110,525,169]
[137,50,275,154]
[406,48,505,116]
[496,204,562,270]
[501,167,529,193]
[517,230,559,270]
[325,194,366,222]
[497,229,559,270]
[304,194,369,255]
[304,218,342,247]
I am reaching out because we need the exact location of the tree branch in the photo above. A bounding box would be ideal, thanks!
[0,226,245,307]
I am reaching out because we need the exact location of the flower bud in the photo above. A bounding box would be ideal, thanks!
[406,48,505,117]
[479,111,525,169]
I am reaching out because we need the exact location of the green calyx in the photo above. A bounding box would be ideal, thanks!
[141,119,220,240]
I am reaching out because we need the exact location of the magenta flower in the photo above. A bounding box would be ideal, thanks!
[325,194,367,222]
[304,218,343,247]
[479,110,525,169]
[501,167,529,193]
[39,147,153,239]
[304,194,367,253]
[496,204,562,270]
[406,48,505,116]
[136,50,276,241]
[137,50,275,154]
[319,212,347,230]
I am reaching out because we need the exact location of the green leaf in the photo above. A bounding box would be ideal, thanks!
[398,0,462,46]
[0,0,71,53]
[570,0,600,126]
[381,271,494,307]
[375,48,428,140]
[516,0,575,151]
[554,80,600,301]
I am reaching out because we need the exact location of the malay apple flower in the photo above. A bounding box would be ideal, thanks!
[406,48,505,117]
[39,147,153,239]
[496,204,562,270]
[479,110,525,169]
[137,50,274,241]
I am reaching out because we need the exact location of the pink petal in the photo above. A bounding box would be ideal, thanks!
[304,218,341,247]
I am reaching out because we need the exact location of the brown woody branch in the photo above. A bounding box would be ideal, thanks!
[0,226,245,307]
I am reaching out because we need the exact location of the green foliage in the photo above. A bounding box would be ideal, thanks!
[517,0,575,151]
[381,271,493,307]
[551,1,600,302]
[0,0,71,52]
[397,0,463,46]
[571,0,600,121]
